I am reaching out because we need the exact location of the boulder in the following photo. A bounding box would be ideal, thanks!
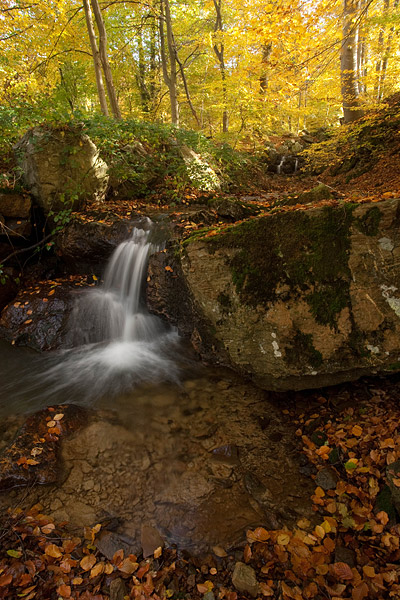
[0,193,31,219]
[179,144,221,191]
[147,198,400,391]
[14,126,108,214]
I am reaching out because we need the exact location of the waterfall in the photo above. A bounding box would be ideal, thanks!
[276,156,285,174]
[41,219,180,400]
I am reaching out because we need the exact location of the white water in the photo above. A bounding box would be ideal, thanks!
[51,220,180,396]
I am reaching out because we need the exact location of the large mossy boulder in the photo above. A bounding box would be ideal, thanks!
[14,126,108,214]
[148,197,400,391]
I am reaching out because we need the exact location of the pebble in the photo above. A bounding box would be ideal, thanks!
[232,562,259,597]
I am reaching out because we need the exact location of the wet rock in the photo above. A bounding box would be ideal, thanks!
[14,125,108,214]
[0,278,90,351]
[96,530,139,561]
[56,219,137,273]
[315,467,339,491]
[0,270,18,312]
[141,524,165,558]
[0,193,31,219]
[0,404,87,491]
[2,218,31,238]
[110,578,127,600]
[153,197,400,391]
[232,562,259,597]
[334,545,356,567]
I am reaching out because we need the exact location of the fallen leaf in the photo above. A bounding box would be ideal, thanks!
[80,554,96,571]
[45,544,63,559]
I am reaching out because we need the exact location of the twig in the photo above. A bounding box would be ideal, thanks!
[316,180,346,197]
[1,232,54,266]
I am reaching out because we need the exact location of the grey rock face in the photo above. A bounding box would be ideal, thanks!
[14,126,108,214]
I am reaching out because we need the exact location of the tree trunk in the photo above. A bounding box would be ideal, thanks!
[83,0,109,116]
[340,0,364,123]
[90,0,121,120]
[213,0,228,133]
[259,42,272,93]
[159,0,179,125]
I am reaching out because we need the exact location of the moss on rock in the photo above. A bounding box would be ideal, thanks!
[201,203,355,329]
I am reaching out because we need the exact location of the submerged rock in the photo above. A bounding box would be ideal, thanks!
[0,404,87,491]
[148,197,400,391]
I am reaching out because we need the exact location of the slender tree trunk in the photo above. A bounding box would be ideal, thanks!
[90,0,121,120]
[159,0,179,124]
[259,42,272,93]
[136,31,151,113]
[83,0,109,116]
[341,0,364,123]
[379,0,399,100]
[213,0,228,133]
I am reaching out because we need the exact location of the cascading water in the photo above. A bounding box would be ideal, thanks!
[35,219,180,401]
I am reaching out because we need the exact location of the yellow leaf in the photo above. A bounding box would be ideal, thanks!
[90,562,104,578]
[72,577,83,585]
[53,414,64,421]
[154,546,162,559]
[277,533,290,546]
[314,525,325,539]
[351,425,362,436]
[47,420,56,428]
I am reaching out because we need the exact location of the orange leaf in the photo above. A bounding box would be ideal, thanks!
[56,584,71,598]
[48,289,55,296]
[45,544,63,559]
[72,577,83,585]
[165,266,173,272]
[351,425,362,436]
[363,565,376,577]
[247,527,270,542]
[80,554,96,571]
[0,574,12,586]
[243,544,252,563]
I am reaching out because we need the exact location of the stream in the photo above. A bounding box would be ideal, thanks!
[0,220,315,554]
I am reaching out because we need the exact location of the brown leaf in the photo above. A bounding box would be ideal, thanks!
[352,582,369,600]
[118,558,138,575]
[332,561,354,581]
